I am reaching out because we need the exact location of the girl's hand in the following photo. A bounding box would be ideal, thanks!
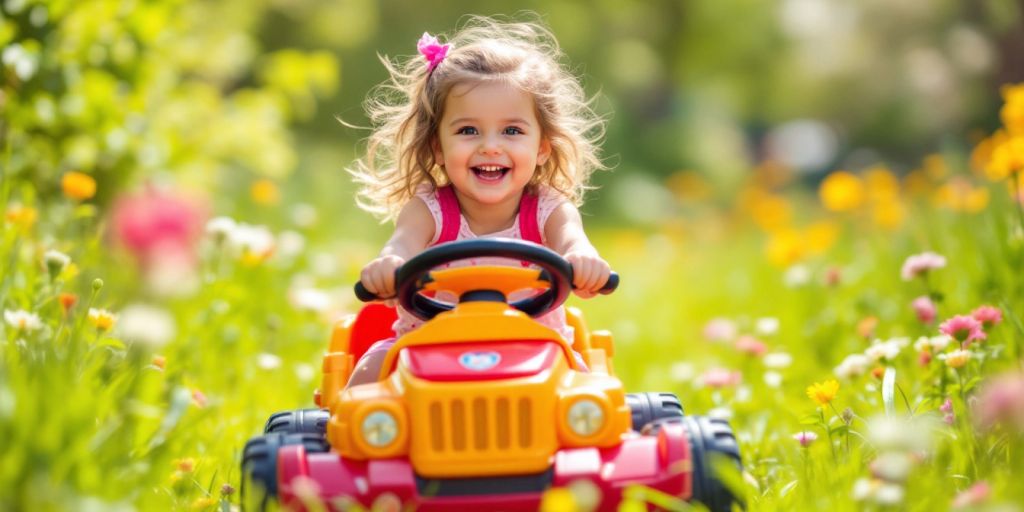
[360,255,406,300]
[564,250,611,299]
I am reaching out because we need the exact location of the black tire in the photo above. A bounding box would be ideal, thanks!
[626,392,684,431]
[241,433,329,511]
[263,408,330,436]
[680,416,743,512]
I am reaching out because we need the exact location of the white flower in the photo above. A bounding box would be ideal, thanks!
[874,483,905,505]
[257,353,282,370]
[294,363,316,382]
[205,216,237,241]
[707,407,733,420]
[4,309,42,332]
[870,452,914,482]
[115,304,176,348]
[2,43,38,81]
[755,317,780,336]
[277,230,306,261]
[669,362,695,382]
[926,334,952,352]
[834,354,870,379]
[290,203,318,228]
[763,352,793,369]
[43,249,71,276]
[763,371,783,388]
[865,338,904,362]
[867,415,931,453]
[288,286,331,313]
[229,223,275,258]
[783,265,811,287]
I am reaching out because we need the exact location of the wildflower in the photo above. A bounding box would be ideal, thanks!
[911,296,936,324]
[763,371,783,388]
[939,315,986,344]
[3,309,42,332]
[669,362,695,382]
[940,349,972,369]
[290,203,319,228]
[856,316,878,339]
[763,352,793,369]
[870,452,914,482]
[190,497,216,510]
[116,304,176,348]
[755,317,780,336]
[933,177,989,213]
[941,398,955,425]
[1002,83,1024,134]
[220,483,236,496]
[229,223,276,266]
[152,355,166,370]
[257,353,282,370]
[782,264,811,287]
[970,305,1002,329]
[900,252,946,281]
[61,171,97,200]
[87,308,117,332]
[109,187,207,268]
[192,389,207,408]
[951,481,991,509]
[702,318,737,342]
[700,368,742,389]
[5,204,37,229]
[793,431,818,447]
[819,171,866,212]
[852,478,905,505]
[250,178,280,205]
[43,250,71,278]
[734,335,767,357]
[824,266,842,287]
[205,216,237,243]
[834,354,870,379]
[175,458,196,473]
[865,338,907,362]
[974,371,1024,432]
[987,135,1024,179]
[806,379,840,405]
[867,415,932,452]
[58,293,78,315]
[871,366,885,380]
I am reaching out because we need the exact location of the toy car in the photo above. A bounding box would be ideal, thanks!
[241,239,742,511]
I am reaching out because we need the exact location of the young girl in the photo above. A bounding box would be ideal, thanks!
[347,17,610,387]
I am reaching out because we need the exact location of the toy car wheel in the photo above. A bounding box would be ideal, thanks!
[241,433,329,511]
[263,408,330,436]
[627,392,684,432]
[646,415,742,512]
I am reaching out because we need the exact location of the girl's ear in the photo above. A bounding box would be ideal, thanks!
[537,137,552,167]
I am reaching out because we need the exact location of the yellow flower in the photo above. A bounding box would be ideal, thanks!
[250,179,280,205]
[665,170,712,201]
[987,136,1024,180]
[864,165,900,201]
[765,228,804,267]
[61,171,97,200]
[87,308,117,332]
[806,379,840,405]
[1001,83,1024,135]
[922,154,948,180]
[5,204,37,230]
[943,349,971,369]
[933,178,990,213]
[872,199,906,231]
[819,171,865,212]
[804,221,839,255]
[750,192,793,232]
[971,130,1008,178]
[190,497,216,510]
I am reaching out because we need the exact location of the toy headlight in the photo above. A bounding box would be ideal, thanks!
[361,410,399,448]
[567,398,606,437]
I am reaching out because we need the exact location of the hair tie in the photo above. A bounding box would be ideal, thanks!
[417,32,450,72]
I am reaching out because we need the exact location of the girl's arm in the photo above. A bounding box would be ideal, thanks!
[543,202,611,298]
[360,198,435,298]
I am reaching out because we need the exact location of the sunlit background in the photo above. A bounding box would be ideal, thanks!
[3,0,1024,510]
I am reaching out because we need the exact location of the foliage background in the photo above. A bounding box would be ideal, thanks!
[2,0,1024,510]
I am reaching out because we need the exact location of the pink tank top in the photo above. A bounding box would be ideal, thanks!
[391,185,575,342]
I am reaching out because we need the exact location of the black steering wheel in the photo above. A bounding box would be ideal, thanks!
[354,238,618,321]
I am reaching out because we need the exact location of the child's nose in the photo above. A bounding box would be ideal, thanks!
[478,135,503,154]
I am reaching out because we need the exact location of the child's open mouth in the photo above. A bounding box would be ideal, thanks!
[471,165,510,182]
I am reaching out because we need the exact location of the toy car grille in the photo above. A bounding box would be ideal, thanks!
[427,396,534,452]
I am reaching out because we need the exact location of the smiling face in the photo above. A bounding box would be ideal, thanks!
[433,81,551,210]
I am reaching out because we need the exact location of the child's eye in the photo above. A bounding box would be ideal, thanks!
[503,126,523,135]
[456,126,478,135]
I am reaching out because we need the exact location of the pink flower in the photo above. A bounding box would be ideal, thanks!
[793,431,818,447]
[734,335,767,357]
[939,315,986,344]
[951,481,991,509]
[911,296,937,324]
[900,252,946,281]
[702,318,737,342]
[973,371,1024,432]
[940,398,955,425]
[940,398,953,414]
[109,186,207,268]
[417,32,450,71]
[971,305,1002,329]
[701,368,742,389]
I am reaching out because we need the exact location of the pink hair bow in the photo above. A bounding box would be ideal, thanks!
[417,32,450,71]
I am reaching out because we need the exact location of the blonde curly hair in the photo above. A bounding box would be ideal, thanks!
[349,15,607,221]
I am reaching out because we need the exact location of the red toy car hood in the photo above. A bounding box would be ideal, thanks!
[400,340,564,381]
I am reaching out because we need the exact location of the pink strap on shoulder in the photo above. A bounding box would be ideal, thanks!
[433,185,461,245]
[518,190,543,245]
